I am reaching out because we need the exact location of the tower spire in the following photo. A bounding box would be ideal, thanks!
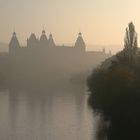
[9,32,20,53]
[40,29,48,47]
[48,33,55,47]
[74,32,86,51]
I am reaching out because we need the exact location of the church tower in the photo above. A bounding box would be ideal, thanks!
[74,32,86,51]
[48,34,55,47]
[9,32,20,53]
[40,30,48,47]
[27,33,39,48]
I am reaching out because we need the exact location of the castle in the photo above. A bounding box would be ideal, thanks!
[9,30,112,55]
[9,31,86,53]
[0,30,111,87]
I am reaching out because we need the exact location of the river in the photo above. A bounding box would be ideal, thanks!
[0,84,98,140]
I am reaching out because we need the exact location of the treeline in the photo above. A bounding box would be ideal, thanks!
[88,22,140,140]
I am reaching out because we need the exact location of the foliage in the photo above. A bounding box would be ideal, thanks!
[87,22,140,140]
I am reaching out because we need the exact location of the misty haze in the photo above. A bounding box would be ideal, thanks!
[1,0,140,140]
[0,29,110,140]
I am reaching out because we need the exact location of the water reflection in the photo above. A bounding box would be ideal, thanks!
[0,84,95,140]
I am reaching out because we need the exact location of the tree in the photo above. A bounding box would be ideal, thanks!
[117,22,138,62]
[124,22,138,50]
[88,22,140,140]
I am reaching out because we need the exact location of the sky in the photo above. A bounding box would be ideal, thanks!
[0,0,140,53]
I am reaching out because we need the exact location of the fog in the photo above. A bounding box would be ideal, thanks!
[0,31,111,89]
[1,0,140,140]
[0,32,109,140]
[1,0,140,50]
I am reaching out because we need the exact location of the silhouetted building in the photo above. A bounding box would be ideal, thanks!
[9,32,20,53]
[27,33,39,48]
[40,30,48,47]
[75,32,86,51]
[48,34,55,47]
[7,31,111,82]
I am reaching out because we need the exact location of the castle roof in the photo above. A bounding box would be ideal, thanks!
[40,30,48,47]
[48,34,55,47]
[9,32,20,49]
[27,33,39,48]
[40,30,48,41]
[29,33,37,41]
[75,32,86,48]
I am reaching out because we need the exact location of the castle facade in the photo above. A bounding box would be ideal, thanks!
[6,30,111,85]
[9,31,86,53]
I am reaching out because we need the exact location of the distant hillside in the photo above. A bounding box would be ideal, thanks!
[0,43,8,52]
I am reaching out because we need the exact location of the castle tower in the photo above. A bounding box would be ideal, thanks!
[74,32,86,51]
[9,32,20,53]
[40,30,48,47]
[27,33,39,48]
[48,34,55,47]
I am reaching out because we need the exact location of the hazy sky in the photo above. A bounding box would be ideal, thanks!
[0,0,140,52]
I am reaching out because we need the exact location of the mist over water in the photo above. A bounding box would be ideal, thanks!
[0,26,111,140]
[1,0,140,139]
[0,84,97,140]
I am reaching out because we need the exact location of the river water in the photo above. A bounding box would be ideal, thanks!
[0,84,98,140]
